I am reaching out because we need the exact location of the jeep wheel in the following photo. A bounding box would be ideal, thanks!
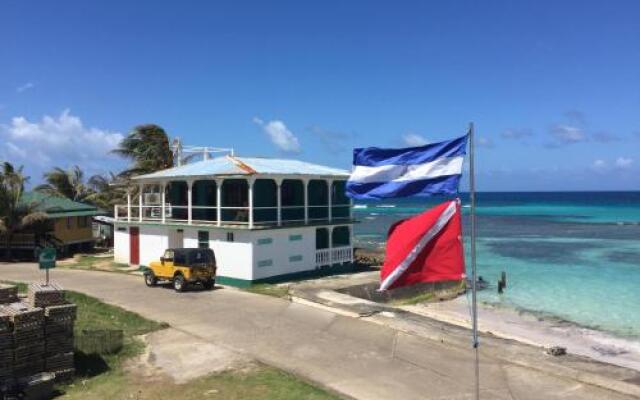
[144,272,157,287]
[203,278,215,290]
[173,274,187,292]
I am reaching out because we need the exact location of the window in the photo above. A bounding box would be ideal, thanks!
[66,217,73,229]
[226,232,234,242]
[78,216,89,228]
[289,234,302,242]
[198,231,209,249]
[257,238,272,245]
[174,251,186,266]
[257,259,273,268]
[289,255,303,263]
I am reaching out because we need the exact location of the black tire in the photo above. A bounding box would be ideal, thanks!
[144,271,157,287]
[203,278,215,290]
[173,274,187,292]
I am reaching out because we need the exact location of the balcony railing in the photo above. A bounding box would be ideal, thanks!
[315,246,353,267]
[114,204,353,228]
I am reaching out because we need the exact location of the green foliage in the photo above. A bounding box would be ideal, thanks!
[0,162,49,259]
[111,124,174,178]
[245,283,291,298]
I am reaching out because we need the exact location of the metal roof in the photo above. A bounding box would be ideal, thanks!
[133,156,350,180]
[20,192,105,218]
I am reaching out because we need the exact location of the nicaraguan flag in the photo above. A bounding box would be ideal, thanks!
[346,134,468,199]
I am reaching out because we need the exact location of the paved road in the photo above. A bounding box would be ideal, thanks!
[1,263,636,400]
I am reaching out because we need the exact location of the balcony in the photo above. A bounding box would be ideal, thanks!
[114,177,353,229]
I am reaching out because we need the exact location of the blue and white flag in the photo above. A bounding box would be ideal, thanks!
[346,134,468,199]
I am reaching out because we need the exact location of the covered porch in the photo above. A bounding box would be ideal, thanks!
[114,177,352,229]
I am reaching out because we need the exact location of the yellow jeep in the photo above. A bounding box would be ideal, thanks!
[144,248,217,292]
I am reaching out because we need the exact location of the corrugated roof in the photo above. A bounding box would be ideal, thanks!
[133,156,350,180]
[20,192,105,217]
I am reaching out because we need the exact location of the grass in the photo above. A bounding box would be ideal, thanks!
[244,283,291,299]
[2,281,342,399]
[58,254,133,274]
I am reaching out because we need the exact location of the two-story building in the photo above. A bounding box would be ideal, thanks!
[113,155,355,286]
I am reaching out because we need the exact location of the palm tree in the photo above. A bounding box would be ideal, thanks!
[86,172,127,215]
[35,165,95,202]
[0,162,49,260]
[111,124,174,178]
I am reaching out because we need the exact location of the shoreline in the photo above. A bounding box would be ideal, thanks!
[403,296,640,372]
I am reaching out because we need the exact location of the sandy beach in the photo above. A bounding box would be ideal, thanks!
[404,297,640,372]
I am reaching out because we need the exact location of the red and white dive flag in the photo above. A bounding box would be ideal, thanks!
[380,200,465,291]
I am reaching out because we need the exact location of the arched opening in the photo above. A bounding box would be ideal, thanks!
[331,181,350,220]
[308,180,328,221]
[332,226,351,247]
[281,179,304,224]
[253,179,277,224]
[165,181,188,221]
[222,179,248,223]
[192,180,217,222]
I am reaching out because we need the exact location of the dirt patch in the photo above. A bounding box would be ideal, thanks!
[126,328,254,384]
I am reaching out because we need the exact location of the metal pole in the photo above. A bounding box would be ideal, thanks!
[469,122,480,400]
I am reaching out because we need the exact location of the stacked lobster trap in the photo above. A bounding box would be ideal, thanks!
[0,283,76,398]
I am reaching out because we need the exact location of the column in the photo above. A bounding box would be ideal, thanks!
[276,179,282,227]
[327,180,333,222]
[216,179,222,227]
[161,183,166,224]
[248,178,254,229]
[187,180,193,225]
[303,179,309,224]
[126,190,132,222]
[138,184,143,222]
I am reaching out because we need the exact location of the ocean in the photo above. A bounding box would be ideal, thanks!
[353,191,640,339]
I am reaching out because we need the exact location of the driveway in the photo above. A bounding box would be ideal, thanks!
[1,263,636,400]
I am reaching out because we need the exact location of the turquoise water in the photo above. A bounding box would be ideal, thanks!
[354,192,640,338]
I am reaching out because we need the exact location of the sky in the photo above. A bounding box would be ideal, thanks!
[1,0,639,191]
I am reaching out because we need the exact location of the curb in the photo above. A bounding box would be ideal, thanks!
[290,291,640,399]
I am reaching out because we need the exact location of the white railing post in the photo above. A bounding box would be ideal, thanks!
[126,190,131,222]
[248,178,254,229]
[216,179,222,227]
[327,180,333,222]
[161,182,166,224]
[138,184,143,222]
[113,205,118,221]
[276,178,282,227]
[187,180,193,225]
[329,226,333,265]
[303,179,309,224]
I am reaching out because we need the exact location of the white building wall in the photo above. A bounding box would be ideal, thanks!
[113,222,352,283]
[250,226,318,280]
[138,225,170,267]
[113,225,130,264]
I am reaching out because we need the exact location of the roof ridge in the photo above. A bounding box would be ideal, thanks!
[226,155,257,174]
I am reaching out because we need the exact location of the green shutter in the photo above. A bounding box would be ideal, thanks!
[257,259,273,268]
[289,234,303,242]
[257,238,273,245]
[289,255,303,262]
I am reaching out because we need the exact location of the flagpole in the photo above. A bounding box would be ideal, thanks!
[469,122,480,400]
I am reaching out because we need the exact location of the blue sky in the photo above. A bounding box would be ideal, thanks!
[1,0,639,191]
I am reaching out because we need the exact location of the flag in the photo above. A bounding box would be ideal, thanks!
[380,200,465,291]
[346,135,468,200]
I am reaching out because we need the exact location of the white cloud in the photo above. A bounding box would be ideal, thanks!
[16,82,35,93]
[0,109,124,175]
[501,128,532,140]
[591,159,607,172]
[615,157,633,169]
[550,124,587,144]
[402,133,429,147]
[253,117,301,153]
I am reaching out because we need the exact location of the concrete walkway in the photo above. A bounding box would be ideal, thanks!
[1,263,637,400]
